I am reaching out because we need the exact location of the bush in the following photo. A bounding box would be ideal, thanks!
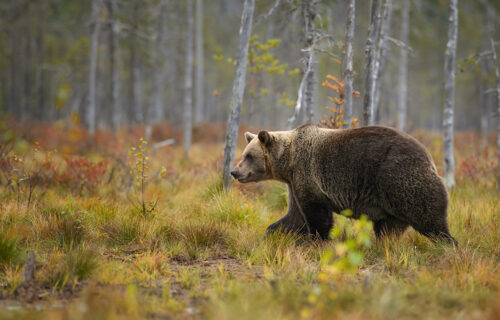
[0,230,19,267]
[45,247,98,288]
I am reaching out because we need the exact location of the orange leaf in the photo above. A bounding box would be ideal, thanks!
[330,57,342,65]
[326,74,340,84]
[352,90,361,98]
[322,81,340,93]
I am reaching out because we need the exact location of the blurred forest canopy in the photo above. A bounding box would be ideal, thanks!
[0,0,499,133]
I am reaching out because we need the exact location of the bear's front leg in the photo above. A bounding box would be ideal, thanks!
[266,186,308,236]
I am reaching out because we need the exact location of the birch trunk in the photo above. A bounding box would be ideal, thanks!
[129,2,142,123]
[88,0,101,134]
[147,0,168,140]
[490,39,500,190]
[107,0,121,131]
[302,0,317,123]
[343,0,355,128]
[194,0,204,124]
[397,0,409,132]
[183,0,194,155]
[363,0,382,126]
[222,0,255,190]
[443,0,458,189]
[479,0,491,149]
[373,0,392,123]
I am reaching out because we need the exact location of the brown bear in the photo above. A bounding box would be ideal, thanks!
[231,124,457,244]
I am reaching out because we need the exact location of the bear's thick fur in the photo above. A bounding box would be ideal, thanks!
[231,124,457,244]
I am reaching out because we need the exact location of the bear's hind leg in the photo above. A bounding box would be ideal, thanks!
[374,216,409,240]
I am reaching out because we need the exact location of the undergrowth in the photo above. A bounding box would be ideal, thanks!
[0,124,498,319]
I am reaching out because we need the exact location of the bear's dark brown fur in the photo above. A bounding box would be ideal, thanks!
[231,124,457,244]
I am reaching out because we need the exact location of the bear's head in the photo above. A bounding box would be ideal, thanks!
[231,130,289,183]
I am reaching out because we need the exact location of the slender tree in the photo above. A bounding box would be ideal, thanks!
[107,0,121,131]
[183,0,194,155]
[222,0,255,190]
[479,0,492,149]
[344,0,356,128]
[88,0,102,134]
[490,38,500,190]
[129,0,142,124]
[397,0,409,132]
[302,0,317,124]
[443,0,458,189]
[194,0,204,124]
[288,0,317,129]
[363,0,382,125]
[147,0,168,140]
[373,0,392,123]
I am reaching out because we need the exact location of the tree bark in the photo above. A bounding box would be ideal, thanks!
[302,0,317,124]
[107,0,121,131]
[343,0,356,128]
[183,0,194,155]
[479,0,492,149]
[288,47,314,129]
[443,0,458,189]
[194,0,204,124]
[373,0,392,123]
[363,0,382,126]
[397,0,409,132]
[490,38,500,190]
[88,0,102,134]
[147,0,168,139]
[222,0,255,190]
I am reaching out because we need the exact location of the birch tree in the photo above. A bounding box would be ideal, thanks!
[397,0,409,132]
[147,0,168,140]
[222,0,255,190]
[373,0,392,123]
[479,0,492,149]
[302,0,317,124]
[442,0,458,189]
[343,0,356,128]
[129,1,142,123]
[88,0,102,134]
[194,0,204,124]
[288,0,317,129]
[107,0,121,131]
[490,38,500,190]
[363,0,382,126]
[183,0,194,155]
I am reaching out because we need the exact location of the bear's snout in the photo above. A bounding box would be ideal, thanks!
[230,170,239,179]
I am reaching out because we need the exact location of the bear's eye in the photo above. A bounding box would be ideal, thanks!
[246,154,253,161]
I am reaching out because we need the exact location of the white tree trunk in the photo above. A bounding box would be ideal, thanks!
[490,38,500,190]
[443,0,458,189]
[344,0,355,128]
[288,46,314,130]
[153,0,167,122]
[107,0,120,131]
[88,0,101,134]
[363,0,382,126]
[373,0,392,123]
[183,0,194,155]
[397,0,409,132]
[302,0,317,124]
[194,0,204,124]
[147,0,168,140]
[222,0,255,189]
[479,0,492,150]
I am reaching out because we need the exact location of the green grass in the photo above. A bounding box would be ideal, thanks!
[0,142,499,320]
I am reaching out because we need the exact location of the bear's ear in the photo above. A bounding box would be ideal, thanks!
[245,132,256,144]
[258,130,272,148]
